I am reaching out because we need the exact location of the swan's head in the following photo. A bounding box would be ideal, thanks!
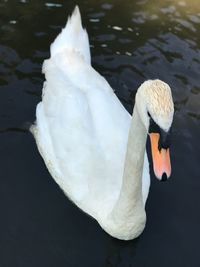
[136,79,174,181]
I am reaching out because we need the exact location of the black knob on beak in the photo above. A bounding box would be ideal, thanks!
[160,128,171,149]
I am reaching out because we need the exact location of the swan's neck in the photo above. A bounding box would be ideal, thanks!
[103,105,147,240]
[119,105,147,205]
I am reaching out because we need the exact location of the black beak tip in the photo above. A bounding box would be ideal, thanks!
[161,173,168,182]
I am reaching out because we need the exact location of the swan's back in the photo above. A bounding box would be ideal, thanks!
[32,6,131,219]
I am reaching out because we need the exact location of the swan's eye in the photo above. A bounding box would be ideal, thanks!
[149,117,160,134]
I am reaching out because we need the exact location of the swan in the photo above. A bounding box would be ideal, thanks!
[31,6,174,240]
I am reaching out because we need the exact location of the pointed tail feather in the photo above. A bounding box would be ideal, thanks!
[50,6,91,64]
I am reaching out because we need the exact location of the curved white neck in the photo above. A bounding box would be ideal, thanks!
[115,104,147,211]
[104,105,148,239]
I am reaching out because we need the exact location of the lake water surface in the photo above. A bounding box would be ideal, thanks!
[0,0,200,266]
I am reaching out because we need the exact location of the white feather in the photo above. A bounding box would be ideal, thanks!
[50,6,91,64]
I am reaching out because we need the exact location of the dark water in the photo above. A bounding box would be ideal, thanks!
[0,0,200,266]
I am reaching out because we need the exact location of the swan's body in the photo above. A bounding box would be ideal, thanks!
[32,6,174,240]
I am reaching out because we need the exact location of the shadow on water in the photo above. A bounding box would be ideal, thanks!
[0,0,200,266]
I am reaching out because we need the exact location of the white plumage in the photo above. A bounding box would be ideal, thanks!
[32,6,173,240]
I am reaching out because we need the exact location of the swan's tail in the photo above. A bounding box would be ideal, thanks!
[50,6,91,64]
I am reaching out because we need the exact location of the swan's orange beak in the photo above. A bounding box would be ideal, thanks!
[149,133,171,181]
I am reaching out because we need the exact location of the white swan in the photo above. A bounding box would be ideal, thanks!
[31,6,174,240]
